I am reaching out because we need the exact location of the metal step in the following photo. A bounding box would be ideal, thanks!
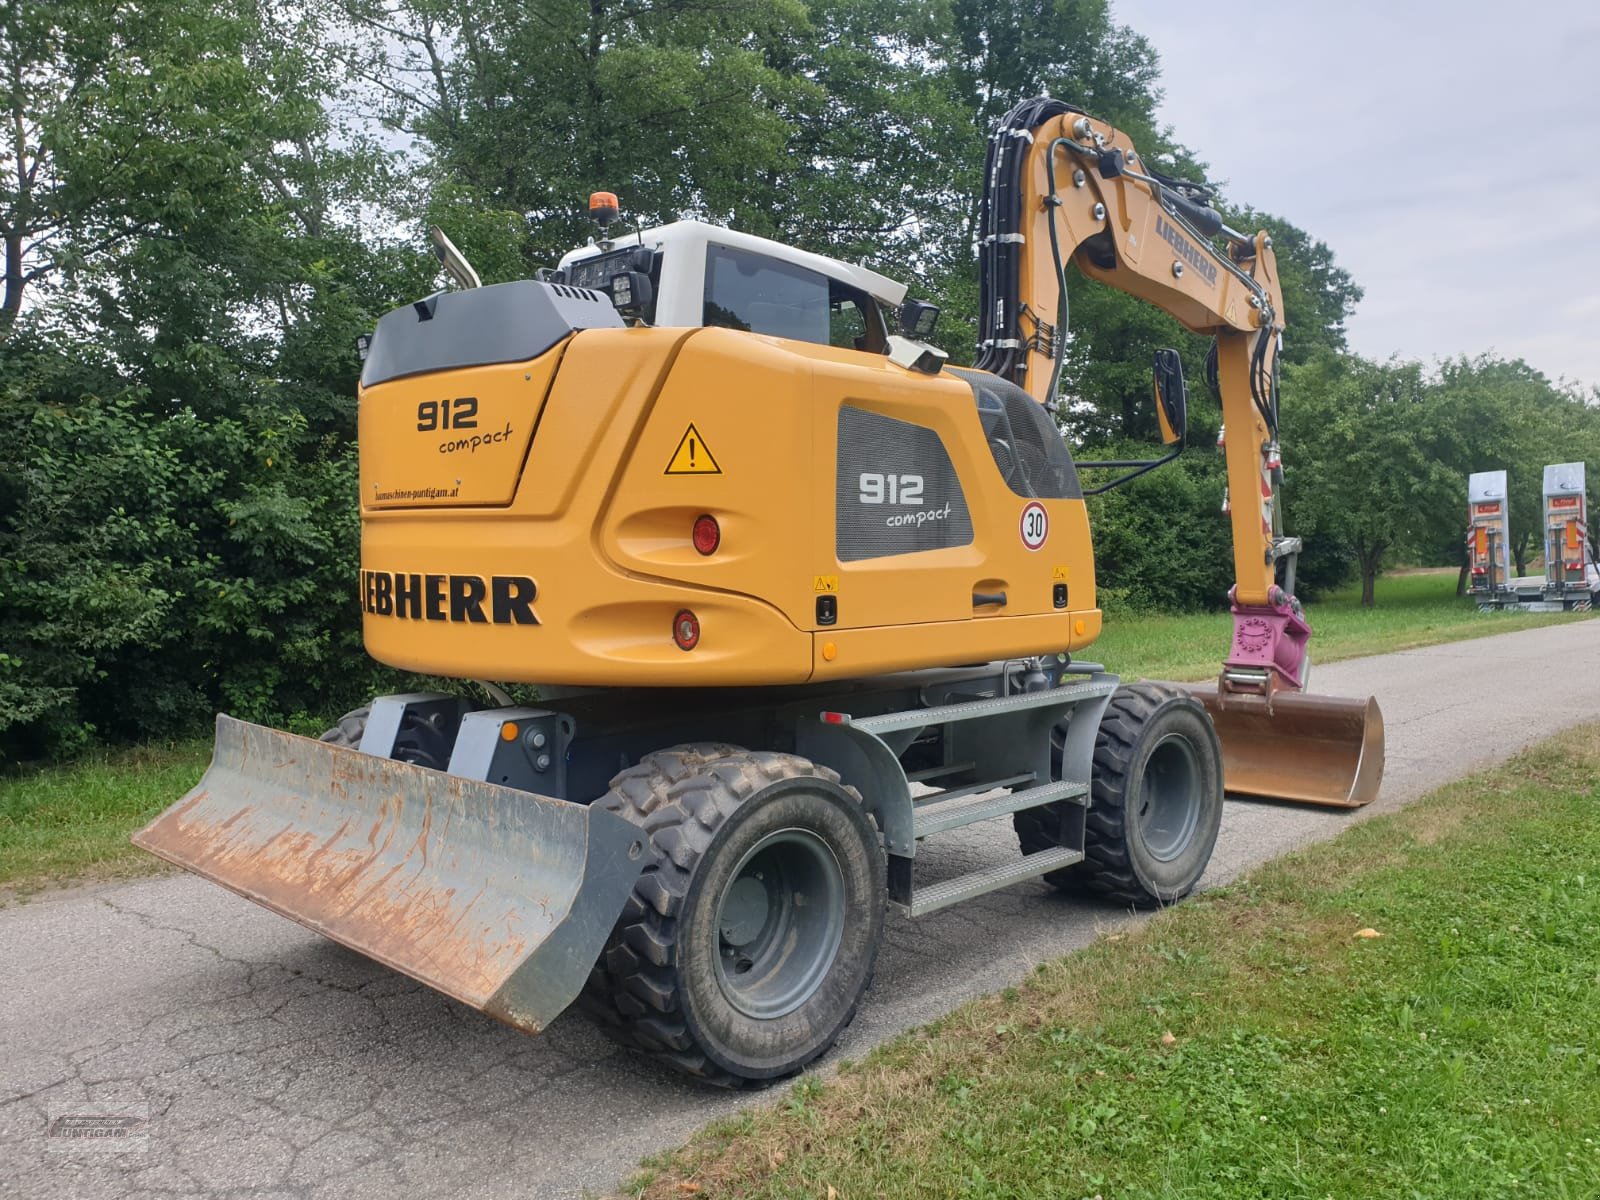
[905,846,1084,917]
[846,679,1118,736]
[912,778,1087,838]
[914,770,1032,809]
[906,760,976,784]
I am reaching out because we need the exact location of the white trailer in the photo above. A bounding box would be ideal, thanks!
[1542,462,1598,611]
[1466,470,1515,608]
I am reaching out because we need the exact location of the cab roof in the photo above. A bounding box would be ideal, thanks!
[558,220,908,308]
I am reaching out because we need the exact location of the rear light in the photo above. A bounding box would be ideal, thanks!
[672,609,700,651]
[1471,567,1486,575]
[692,514,720,556]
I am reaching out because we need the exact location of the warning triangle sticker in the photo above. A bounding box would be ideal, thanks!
[664,423,721,475]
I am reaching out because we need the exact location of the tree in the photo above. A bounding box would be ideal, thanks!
[340,0,823,272]
[1282,353,1454,607]
[1227,208,1362,365]
[0,0,429,755]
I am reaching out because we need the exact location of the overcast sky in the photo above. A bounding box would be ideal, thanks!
[1111,0,1600,390]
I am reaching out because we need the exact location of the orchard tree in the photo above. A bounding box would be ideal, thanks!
[1282,353,1454,607]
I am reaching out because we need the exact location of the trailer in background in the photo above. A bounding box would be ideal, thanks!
[1467,470,1516,609]
[1467,464,1597,612]
[1541,462,1597,612]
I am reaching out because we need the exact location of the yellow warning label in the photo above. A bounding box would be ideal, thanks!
[813,575,839,593]
[1051,565,1070,582]
[664,424,721,475]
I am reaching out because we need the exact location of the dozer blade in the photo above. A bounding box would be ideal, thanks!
[133,715,644,1034]
[1184,685,1385,809]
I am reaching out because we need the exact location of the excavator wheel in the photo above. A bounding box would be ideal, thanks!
[315,704,457,770]
[579,745,884,1086]
[1016,681,1222,907]
[318,708,368,749]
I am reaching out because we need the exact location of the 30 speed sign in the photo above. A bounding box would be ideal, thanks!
[1019,502,1048,550]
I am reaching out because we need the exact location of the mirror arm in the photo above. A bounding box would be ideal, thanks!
[1076,442,1183,497]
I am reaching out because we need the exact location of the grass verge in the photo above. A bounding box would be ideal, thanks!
[0,740,209,895]
[1093,568,1591,681]
[630,725,1600,1199]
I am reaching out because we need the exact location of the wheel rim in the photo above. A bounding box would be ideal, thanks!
[1137,733,1202,862]
[712,828,846,1020]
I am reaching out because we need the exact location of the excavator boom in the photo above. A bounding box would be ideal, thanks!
[979,98,1383,807]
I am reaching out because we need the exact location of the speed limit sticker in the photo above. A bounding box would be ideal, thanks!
[1020,502,1048,550]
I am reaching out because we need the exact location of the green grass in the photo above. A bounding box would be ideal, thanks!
[0,740,209,894]
[631,726,1600,1200]
[1092,568,1592,682]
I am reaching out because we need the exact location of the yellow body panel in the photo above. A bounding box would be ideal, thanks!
[360,346,564,508]
[358,326,1100,686]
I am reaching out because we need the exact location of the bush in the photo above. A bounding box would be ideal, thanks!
[1082,446,1235,613]
[0,378,392,759]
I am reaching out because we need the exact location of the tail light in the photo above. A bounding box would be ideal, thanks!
[692,514,720,556]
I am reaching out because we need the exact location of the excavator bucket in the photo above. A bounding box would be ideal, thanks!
[133,715,644,1033]
[1184,685,1385,809]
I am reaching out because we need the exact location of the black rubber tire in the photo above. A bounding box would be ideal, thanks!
[319,708,368,748]
[1016,681,1222,907]
[579,744,885,1087]
[317,704,455,769]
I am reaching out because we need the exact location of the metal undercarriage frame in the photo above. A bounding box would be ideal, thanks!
[1473,575,1596,613]
[362,658,1119,917]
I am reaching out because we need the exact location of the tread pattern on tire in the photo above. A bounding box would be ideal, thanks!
[319,704,454,769]
[1016,681,1209,907]
[577,743,864,1087]
[319,708,368,748]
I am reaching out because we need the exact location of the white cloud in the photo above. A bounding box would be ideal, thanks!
[1111,0,1600,388]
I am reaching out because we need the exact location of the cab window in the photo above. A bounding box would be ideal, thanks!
[704,245,885,352]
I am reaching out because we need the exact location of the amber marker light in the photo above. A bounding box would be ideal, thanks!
[692,514,721,555]
[673,609,700,651]
[500,722,520,741]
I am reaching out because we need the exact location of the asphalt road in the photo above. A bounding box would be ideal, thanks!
[4,620,1598,1199]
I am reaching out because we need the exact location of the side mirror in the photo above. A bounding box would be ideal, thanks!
[1152,347,1188,446]
[897,299,940,339]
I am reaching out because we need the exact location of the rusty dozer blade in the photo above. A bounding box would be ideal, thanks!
[133,715,644,1034]
[1183,684,1385,809]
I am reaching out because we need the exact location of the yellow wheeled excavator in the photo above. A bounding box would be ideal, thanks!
[136,97,1383,1085]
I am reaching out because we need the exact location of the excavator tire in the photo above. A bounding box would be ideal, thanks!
[318,708,368,749]
[1016,681,1222,907]
[579,745,884,1087]
[316,704,457,770]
